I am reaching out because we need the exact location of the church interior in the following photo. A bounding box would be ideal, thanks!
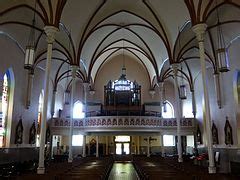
[1,0,240,179]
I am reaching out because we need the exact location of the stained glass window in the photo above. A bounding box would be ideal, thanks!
[36,93,43,147]
[0,73,9,147]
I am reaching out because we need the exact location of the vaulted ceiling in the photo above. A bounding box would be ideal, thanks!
[0,0,240,91]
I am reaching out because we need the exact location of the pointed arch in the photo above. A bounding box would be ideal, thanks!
[0,68,15,147]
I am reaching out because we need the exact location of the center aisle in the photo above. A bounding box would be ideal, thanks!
[108,162,139,180]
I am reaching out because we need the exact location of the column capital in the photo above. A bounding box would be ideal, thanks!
[149,88,155,99]
[158,81,164,90]
[70,65,79,78]
[44,26,59,44]
[171,63,179,76]
[192,23,207,42]
[83,82,89,89]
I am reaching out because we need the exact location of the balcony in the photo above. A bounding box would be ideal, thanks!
[51,116,195,134]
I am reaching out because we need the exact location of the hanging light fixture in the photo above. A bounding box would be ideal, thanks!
[177,28,187,100]
[216,4,229,72]
[121,30,126,77]
[24,1,36,69]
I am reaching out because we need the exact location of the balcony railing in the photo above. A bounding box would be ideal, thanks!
[51,116,195,128]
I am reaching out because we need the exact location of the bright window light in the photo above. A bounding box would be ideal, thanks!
[73,101,85,118]
[163,135,175,146]
[187,135,194,147]
[162,101,174,118]
[123,143,130,154]
[182,103,194,118]
[72,135,83,146]
[115,136,130,142]
[116,143,122,154]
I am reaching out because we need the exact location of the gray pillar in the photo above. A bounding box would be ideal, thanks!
[82,135,86,157]
[68,65,78,163]
[160,135,165,157]
[191,90,196,118]
[159,82,164,117]
[37,26,58,174]
[96,135,99,157]
[50,90,57,117]
[172,63,183,162]
[147,137,150,157]
[192,23,216,174]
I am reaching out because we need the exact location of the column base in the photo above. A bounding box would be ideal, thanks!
[208,166,216,174]
[37,167,45,174]
[178,157,183,163]
[68,158,73,163]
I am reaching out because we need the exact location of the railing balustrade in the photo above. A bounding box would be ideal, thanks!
[51,116,194,128]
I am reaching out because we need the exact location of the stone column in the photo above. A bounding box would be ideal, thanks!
[160,135,165,157]
[172,63,183,163]
[82,135,86,157]
[88,139,90,156]
[83,83,89,117]
[106,136,108,155]
[159,82,164,117]
[26,70,34,109]
[96,135,99,157]
[136,136,140,155]
[147,137,150,157]
[68,65,78,163]
[50,90,57,117]
[37,26,58,174]
[191,90,196,118]
[192,23,216,174]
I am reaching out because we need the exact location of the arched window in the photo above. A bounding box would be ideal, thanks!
[73,101,85,119]
[162,101,174,118]
[0,69,14,148]
[36,92,43,147]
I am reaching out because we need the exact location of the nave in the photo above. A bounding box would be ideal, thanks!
[5,155,239,180]
[1,0,240,178]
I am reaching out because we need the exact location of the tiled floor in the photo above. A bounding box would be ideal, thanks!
[108,162,139,180]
